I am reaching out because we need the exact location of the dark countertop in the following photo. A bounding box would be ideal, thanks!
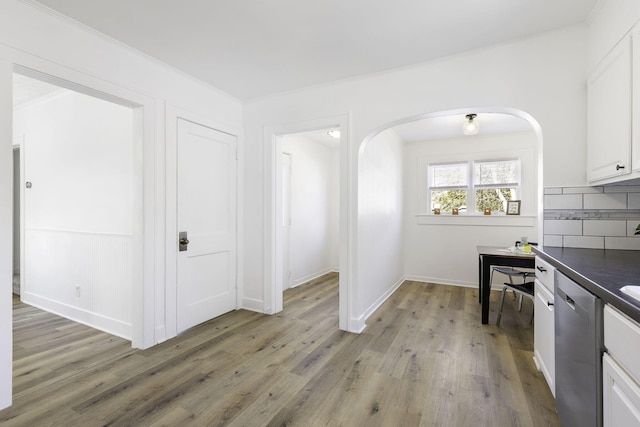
[534,246,640,323]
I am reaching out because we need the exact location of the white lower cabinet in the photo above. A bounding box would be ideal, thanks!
[603,354,640,427]
[534,279,555,395]
[604,305,640,427]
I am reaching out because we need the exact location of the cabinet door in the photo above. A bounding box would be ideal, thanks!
[587,33,632,182]
[534,280,555,395]
[603,353,640,427]
[634,27,640,172]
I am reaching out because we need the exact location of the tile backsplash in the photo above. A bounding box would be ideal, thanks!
[544,186,640,250]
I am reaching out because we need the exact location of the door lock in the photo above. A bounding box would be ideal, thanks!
[179,231,189,251]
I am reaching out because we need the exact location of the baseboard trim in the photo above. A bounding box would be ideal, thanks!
[22,291,132,340]
[289,268,336,289]
[355,275,406,333]
[404,275,507,291]
[241,297,265,313]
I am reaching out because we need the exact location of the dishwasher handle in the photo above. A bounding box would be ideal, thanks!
[564,294,576,310]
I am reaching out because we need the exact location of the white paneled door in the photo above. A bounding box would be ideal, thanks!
[177,119,237,333]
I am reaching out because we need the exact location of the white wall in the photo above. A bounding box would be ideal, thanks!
[404,131,539,286]
[0,0,242,409]
[281,135,339,286]
[15,90,133,234]
[243,25,588,329]
[14,89,134,339]
[357,129,404,317]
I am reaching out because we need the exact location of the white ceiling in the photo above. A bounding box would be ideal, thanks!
[31,0,598,100]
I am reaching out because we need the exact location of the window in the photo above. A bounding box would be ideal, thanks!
[429,162,468,212]
[428,159,520,214]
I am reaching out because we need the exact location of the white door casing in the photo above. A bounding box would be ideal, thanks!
[176,119,237,333]
[282,152,292,290]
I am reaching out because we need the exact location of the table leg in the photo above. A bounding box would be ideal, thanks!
[482,257,493,324]
[478,255,482,304]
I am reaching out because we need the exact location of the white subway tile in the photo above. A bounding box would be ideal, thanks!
[605,237,640,250]
[604,185,640,193]
[583,220,627,237]
[563,186,603,194]
[563,236,604,249]
[543,235,563,247]
[544,219,582,236]
[583,193,627,210]
[629,193,640,209]
[544,194,583,210]
[544,187,562,195]
[628,221,640,237]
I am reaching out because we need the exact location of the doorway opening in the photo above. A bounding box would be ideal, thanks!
[265,113,351,331]
[358,108,543,293]
[278,129,340,299]
[12,70,140,341]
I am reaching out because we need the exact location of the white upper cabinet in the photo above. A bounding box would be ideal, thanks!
[633,26,640,173]
[587,31,632,183]
[587,18,640,185]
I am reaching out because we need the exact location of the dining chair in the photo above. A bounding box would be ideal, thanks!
[496,279,535,326]
[490,241,536,314]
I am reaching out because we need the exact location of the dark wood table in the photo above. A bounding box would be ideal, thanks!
[477,245,536,324]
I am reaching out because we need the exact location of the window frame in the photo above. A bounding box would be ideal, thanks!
[428,158,521,215]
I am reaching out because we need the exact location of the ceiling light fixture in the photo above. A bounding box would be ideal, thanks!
[463,113,479,136]
[327,130,341,139]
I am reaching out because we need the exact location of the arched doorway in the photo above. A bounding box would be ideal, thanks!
[352,108,543,327]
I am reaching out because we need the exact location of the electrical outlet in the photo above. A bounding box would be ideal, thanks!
[75,284,81,297]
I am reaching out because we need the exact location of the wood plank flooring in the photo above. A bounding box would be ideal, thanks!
[1,273,560,426]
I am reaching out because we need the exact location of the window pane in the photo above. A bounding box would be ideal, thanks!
[430,163,467,187]
[475,188,517,213]
[432,190,467,212]
[474,160,519,186]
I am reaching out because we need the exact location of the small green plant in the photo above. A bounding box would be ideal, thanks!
[635,224,640,236]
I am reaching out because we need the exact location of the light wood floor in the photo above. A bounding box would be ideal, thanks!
[1,274,559,426]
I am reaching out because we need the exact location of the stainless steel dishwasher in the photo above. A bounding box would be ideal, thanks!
[555,271,604,427]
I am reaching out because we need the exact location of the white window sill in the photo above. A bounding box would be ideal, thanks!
[416,214,537,227]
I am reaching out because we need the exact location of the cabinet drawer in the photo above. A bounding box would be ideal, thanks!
[535,257,555,292]
[605,304,640,382]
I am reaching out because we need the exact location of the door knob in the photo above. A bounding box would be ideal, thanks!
[179,231,189,251]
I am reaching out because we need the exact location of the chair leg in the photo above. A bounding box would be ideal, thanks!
[518,275,527,310]
[507,274,518,301]
[497,286,507,326]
